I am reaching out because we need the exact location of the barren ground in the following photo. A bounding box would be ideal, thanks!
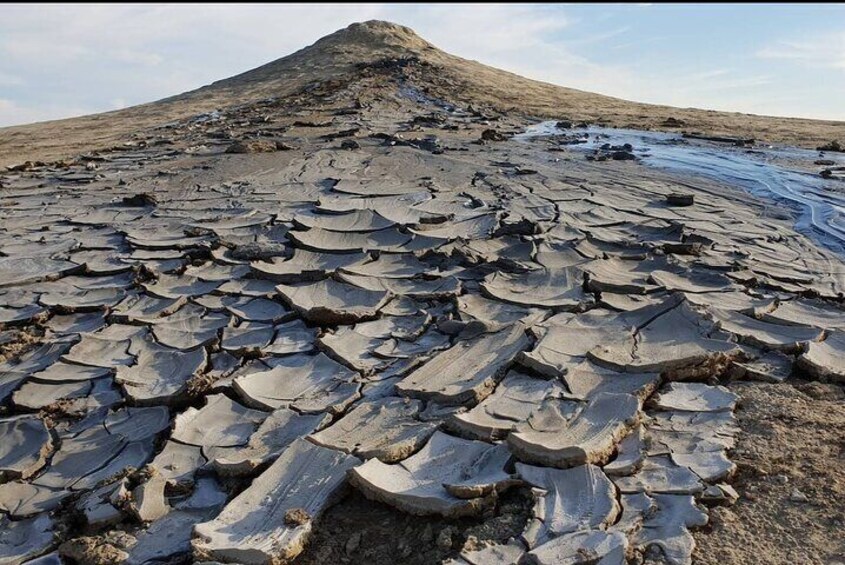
[0,19,843,565]
[693,380,845,565]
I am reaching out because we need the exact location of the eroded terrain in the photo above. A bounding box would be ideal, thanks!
[1,59,844,565]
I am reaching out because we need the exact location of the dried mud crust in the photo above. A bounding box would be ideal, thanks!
[693,380,845,565]
[293,488,533,565]
[1,20,845,565]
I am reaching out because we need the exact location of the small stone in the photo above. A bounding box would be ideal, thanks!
[481,129,507,142]
[121,192,157,207]
[667,193,694,206]
[345,532,361,556]
[701,483,739,506]
[420,523,434,543]
[437,527,456,551]
[129,474,170,523]
[789,488,809,503]
[611,150,636,161]
[462,535,481,552]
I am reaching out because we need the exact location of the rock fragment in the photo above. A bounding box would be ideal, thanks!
[729,351,792,383]
[481,268,593,311]
[233,352,360,413]
[447,371,564,440]
[251,249,367,282]
[509,392,639,468]
[192,439,358,564]
[524,530,628,564]
[221,322,274,354]
[589,300,740,377]
[210,408,328,476]
[115,339,206,404]
[633,494,708,565]
[149,441,207,486]
[128,474,170,523]
[172,393,266,449]
[761,299,845,330]
[449,543,526,565]
[614,455,704,495]
[396,322,531,406]
[310,396,437,462]
[349,431,515,517]
[0,513,55,565]
[651,383,738,412]
[714,308,824,352]
[276,278,391,324]
[0,416,52,481]
[797,329,845,382]
[517,463,620,548]
[604,425,647,476]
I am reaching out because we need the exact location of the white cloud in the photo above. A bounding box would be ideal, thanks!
[757,32,845,70]
[379,5,642,101]
[383,4,569,55]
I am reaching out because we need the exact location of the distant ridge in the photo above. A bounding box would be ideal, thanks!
[1,20,842,166]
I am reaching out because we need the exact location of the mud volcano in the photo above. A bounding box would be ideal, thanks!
[1,20,843,565]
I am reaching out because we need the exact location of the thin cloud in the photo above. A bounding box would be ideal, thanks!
[0,71,24,87]
[757,33,845,70]
[0,98,95,126]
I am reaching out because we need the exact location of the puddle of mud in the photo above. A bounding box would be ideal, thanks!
[518,122,845,254]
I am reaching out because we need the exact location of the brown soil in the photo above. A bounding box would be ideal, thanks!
[295,488,533,565]
[693,380,845,565]
[1,21,842,168]
[0,325,42,364]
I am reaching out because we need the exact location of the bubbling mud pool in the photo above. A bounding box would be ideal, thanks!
[518,122,845,254]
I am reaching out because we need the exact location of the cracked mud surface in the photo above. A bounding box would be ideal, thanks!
[1,19,844,565]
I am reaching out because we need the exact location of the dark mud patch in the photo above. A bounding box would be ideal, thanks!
[294,487,533,565]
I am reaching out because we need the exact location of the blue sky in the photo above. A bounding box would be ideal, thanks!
[1,3,843,127]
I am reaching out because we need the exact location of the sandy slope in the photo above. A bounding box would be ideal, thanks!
[1,20,843,168]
